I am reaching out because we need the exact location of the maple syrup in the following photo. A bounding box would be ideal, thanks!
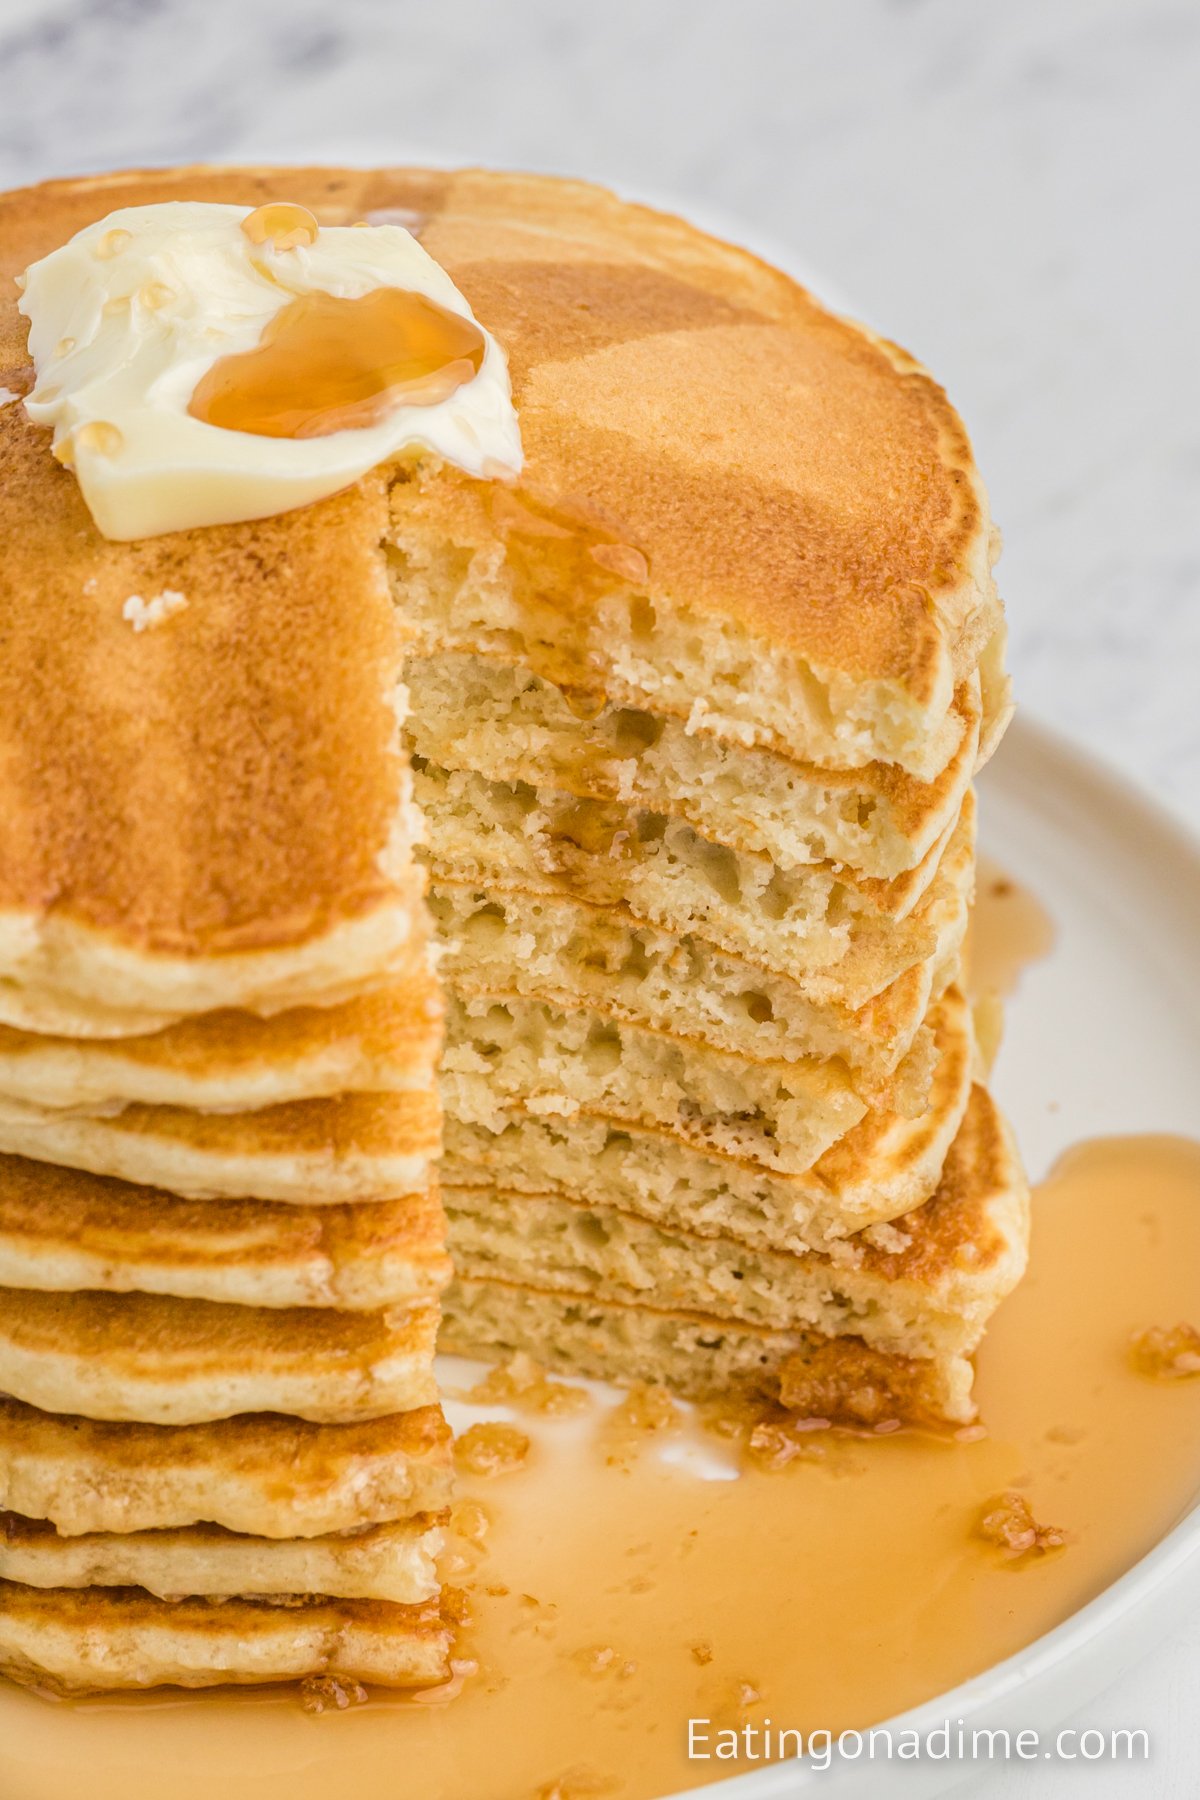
[188,289,485,440]
[966,855,1055,1001]
[239,203,320,252]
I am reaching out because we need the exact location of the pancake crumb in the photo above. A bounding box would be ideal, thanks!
[299,1674,369,1714]
[746,1411,831,1471]
[611,1383,680,1434]
[467,1353,591,1416]
[572,1645,636,1679]
[1129,1322,1200,1380]
[977,1491,1065,1556]
[440,1584,473,1628]
[449,1499,491,1544]
[454,1421,530,1477]
[122,587,188,631]
[603,1382,682,1465]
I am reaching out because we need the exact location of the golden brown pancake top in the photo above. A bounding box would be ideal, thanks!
[1,164,993,957]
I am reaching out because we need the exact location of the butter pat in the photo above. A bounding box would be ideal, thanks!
[18,201,522,540]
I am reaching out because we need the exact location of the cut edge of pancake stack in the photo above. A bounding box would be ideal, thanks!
[374,169,1028,1430]
[401,498,1027,1427]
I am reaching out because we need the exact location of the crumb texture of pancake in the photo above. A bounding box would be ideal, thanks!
[0,160,1021,1690]
[445,1086,1028,1360]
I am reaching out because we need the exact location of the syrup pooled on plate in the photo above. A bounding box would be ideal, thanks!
[5,871,1200,1800]
[189,286,486,440]
[967,854,1056,1001]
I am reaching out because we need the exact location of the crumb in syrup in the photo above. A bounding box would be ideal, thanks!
[450,1499,491,1545]
[572,1645,637,1680]
[603,1383,682,1465]
[1129,1322,1200,1379]
[467,1353,591,1416]
[298,1675,368,1715]
[454,1421,531,1477]
[977,1491,1066,1557]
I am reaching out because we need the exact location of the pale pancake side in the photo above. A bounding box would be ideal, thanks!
[0,976,442,1109]
[0,1089,441,1202]
[0,1398,452,1538]
[0,1289,441,1424]
[0,1157,449,1309]
[0,1512,444,1605]
[0,1582,451,1693]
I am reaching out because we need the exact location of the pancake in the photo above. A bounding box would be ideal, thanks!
[0,872,430,1044]
[0,1582,451,1693]
[2,165,1005,792]
[429,793,972,1070]
[442,985,976,1250]
[1,159,428,1026]
[0,1290,441,1424]
[404,652,982,881]
[443,1082,1025,1428]
[0,1399,453,1538]
[0,1513,444,1605]
[377,171,1005,776]
[441,1279,976,1427]
[0,1089,441,1202]
[441,990,937,1177]
[0,975,442,1111]
[445,1083,1027,1363]
[0,1157,449,1309]
[416,763,971,981]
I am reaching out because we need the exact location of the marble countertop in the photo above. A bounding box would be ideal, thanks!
[0,1,1197,1793]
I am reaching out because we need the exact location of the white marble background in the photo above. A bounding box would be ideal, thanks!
[0,2,1197,1795]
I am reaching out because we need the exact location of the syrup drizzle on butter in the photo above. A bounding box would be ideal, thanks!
[188,286,486,441]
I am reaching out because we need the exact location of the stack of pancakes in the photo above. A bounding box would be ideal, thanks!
[0,173,458,1690]
[0,163,1029,1692]
[373,170,1029,1429]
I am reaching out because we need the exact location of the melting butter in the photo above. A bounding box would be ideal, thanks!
[17,201,521,540]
